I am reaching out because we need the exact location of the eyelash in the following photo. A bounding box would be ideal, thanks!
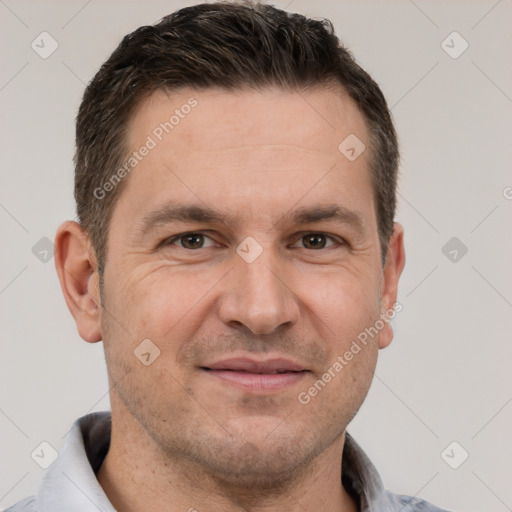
[163,231,345,250]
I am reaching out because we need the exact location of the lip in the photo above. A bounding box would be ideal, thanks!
[200,357,309,392]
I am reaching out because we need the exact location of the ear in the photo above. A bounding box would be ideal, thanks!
[54,221,102,343]
[378,222,405,349]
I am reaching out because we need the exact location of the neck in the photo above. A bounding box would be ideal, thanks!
[97,409,358,512]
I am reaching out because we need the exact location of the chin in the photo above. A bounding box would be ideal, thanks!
[168,416,330,491]
[196,437,316,490]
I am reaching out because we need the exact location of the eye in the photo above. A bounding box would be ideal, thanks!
[166,232,217,250]
[290,233,341,250]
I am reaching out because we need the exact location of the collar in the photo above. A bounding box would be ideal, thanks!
[36,412,115,511]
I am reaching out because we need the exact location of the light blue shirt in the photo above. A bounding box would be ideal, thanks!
[6,412,449,511]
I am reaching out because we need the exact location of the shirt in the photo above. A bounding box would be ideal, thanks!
[5,412,449,511]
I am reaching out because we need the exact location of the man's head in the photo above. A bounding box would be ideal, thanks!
[56,1,405,493]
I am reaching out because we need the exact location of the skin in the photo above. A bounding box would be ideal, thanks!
[55,85,405,512]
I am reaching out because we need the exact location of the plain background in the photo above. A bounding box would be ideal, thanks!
[1,1,511,510]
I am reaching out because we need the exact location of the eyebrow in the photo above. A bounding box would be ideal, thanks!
[280,204,364,231]
[137,202,365,234]
[138,204,227,233]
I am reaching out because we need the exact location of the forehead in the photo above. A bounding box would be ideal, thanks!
[114,85,374,229]
[129,85,368,155]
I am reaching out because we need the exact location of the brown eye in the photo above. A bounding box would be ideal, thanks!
[180,234,204,249]
[301,233,328,249]
[289,232,343,250]
[168,233,215,249]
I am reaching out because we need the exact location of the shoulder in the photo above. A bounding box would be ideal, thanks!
[3,496,37,512]
[385,490,451,511]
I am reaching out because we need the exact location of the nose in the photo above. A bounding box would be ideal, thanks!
[217,250,300,336]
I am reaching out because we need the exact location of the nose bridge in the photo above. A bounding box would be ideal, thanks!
[218,244,299,335]
[244,254,285,303]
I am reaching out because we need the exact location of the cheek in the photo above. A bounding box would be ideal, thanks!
[296,275,381,422]
[110,266,223,341]
[302,268,381,351]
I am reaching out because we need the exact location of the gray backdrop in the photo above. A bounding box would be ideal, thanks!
[1,1,511,510]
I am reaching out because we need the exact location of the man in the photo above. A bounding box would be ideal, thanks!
[7,2,448,511]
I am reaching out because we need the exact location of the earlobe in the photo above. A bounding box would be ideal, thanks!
[378,222,406,349]
[54,221,102,343]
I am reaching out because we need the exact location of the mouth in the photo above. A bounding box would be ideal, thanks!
[200,357,309,392]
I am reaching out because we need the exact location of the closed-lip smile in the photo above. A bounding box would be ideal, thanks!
[200,357,309,392]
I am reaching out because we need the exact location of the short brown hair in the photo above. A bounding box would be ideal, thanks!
[74,1,399,272]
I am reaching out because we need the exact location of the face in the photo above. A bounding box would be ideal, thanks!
[77,86,403,486]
